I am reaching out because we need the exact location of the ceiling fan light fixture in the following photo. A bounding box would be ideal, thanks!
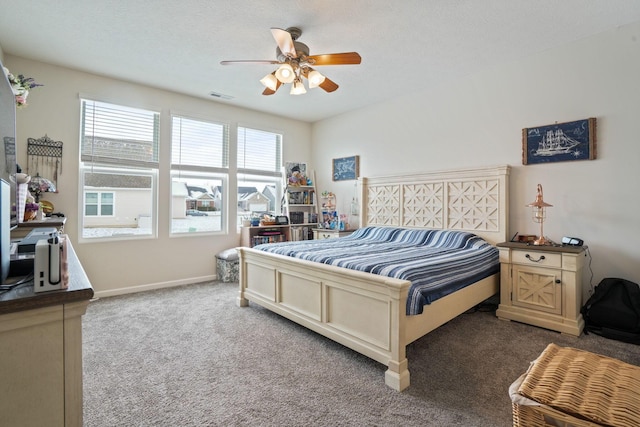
[290,79,307,95]
[275,63,295,83]
[221,27,361,96]
[307,70,326,88]
[259,72,279,91]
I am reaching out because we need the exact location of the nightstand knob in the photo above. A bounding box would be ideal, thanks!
[525,254,545,263]
[555,279,561,284]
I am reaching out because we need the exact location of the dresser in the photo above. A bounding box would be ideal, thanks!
[495,242,587,336]
[0,240,93,426]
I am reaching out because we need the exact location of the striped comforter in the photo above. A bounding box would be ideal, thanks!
[254,226,499,316]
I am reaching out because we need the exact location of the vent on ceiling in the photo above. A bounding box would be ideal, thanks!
[209,91,234,100]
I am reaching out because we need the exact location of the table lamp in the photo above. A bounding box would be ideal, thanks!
[28,173,56,203]
[527,184,552,246]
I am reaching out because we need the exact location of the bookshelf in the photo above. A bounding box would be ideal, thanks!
[240,225,291,248]
[283,170,319,241]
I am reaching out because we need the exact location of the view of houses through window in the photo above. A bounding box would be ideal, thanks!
[79,99,284,239]
[237,127,283,225]
[170,115,229,234]
[80,99,159,239]
[237,176,281,226]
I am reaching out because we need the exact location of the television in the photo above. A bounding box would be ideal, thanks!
[1,59,18,284]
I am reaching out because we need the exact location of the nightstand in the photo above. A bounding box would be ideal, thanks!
[495,242,587,336]
[313,229,355,239]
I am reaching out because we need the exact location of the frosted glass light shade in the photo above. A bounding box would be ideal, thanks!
[275,64,295,83]
[307,70,326,88]
[290,80,307,95]
[260,73,279,91]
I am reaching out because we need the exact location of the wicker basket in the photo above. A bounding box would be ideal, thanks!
[510,343,640,427]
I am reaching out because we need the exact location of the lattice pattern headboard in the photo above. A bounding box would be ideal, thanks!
[359,165,510,245]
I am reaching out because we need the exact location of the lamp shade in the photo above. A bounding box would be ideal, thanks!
[28,173,56,203]
[307,70,326,88]
[260,72,279,91]
[275,64,295,83]
[527,184,553,209]
[290,79,307,95]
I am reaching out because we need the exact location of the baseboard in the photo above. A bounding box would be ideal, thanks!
[92,275,217,299]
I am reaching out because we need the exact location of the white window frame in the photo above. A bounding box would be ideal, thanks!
[79,98,160,241]
[84,191,115,217]
[237,126,284,227]
[170,114,230,236]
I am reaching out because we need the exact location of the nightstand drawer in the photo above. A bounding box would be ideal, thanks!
[512,249,562,268]
[315,230,338,239]
[313,229,355,239]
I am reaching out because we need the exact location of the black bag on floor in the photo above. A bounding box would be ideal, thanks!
[581,277,640,344]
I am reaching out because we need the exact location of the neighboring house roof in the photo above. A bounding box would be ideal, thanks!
[238,186,258,193]
[239,191,266,202]
[238,186,259,199]
[196,193,215,201]
[84,172,151,188]
[185,185,206,195]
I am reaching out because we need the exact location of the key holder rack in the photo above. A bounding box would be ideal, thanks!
[27,134,63,188]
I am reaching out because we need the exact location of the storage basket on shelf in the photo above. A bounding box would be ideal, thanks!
[509,343,640,427]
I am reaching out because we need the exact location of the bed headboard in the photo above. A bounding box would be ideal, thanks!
[359,165,510,245]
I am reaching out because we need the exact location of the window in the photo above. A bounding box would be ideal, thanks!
[84,191,114,216]
[80,99,159,239]
[171,115,229,234]
[237,127,283,226]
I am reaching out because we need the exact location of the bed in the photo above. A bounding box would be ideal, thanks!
[237,165,510,391]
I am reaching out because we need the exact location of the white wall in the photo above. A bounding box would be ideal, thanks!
[6,55,312,296]
[312,21,640,300]
[6,21,640,299]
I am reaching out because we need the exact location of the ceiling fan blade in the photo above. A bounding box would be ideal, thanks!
[318,76,339,93]
[270,28,296,57]
[262,80,283,96]
[220,60,280,65]
[308,52,361,66]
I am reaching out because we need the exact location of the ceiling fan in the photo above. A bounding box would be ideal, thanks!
[220,27,361,96]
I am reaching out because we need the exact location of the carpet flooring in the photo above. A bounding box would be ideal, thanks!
[82,282,640,426]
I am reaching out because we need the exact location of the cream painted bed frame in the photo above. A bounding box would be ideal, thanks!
[237,165,510,391]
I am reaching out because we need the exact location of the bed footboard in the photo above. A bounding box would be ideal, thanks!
[237,247,412,391]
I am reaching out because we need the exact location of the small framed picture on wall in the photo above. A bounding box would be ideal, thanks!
[332,155,359,181]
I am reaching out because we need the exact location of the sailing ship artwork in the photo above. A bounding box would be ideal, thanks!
[522,118,597,165]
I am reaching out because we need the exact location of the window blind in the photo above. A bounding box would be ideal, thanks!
[81,99,160,168]
[238,127,282,177]
[172,116,229,172]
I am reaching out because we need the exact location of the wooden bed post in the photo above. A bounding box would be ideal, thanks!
[386,359,410,392]
[384,279,410,391]
[236,248,248,307]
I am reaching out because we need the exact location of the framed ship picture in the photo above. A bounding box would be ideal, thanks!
[522,118,597,165]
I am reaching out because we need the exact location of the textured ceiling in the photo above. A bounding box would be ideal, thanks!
[1,1,640,122]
